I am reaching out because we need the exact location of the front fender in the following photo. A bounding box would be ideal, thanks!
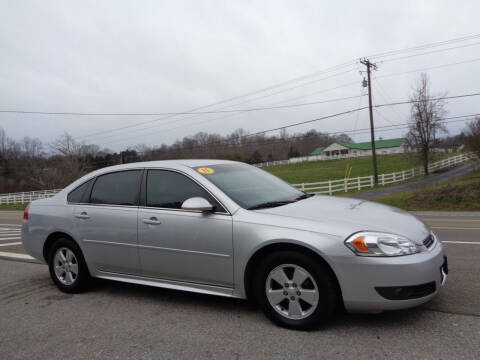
[232,219,349,298]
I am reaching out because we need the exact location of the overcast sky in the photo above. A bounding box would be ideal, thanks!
[1,0,479,151]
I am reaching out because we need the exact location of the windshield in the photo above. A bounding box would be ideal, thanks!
[193,163,305,209]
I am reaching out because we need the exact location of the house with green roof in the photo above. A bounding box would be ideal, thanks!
[311,138,405,158]
[310,146,326,156]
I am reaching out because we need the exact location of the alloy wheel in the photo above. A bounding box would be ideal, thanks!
[265,264,319,320]
[53,247,79,285]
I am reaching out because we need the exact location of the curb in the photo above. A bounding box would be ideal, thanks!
[0,251,42,264]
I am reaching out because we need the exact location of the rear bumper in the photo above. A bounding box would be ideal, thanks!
[21,221,46,263]
[331,240,446,313]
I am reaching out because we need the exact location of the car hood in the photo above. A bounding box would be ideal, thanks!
[254,195,430,244]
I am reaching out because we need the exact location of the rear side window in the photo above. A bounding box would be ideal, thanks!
[90,170,142,206]
[67,179,93,203]
[146,170,223,211]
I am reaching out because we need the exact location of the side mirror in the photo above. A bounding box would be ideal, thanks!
[181,197,214,212]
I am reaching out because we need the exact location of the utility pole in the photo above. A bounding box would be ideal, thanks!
[360,58,379,185]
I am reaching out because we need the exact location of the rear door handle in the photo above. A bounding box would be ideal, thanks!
[75,212,90,220]
[143,217,161,225]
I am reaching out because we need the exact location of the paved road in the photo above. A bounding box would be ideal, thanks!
[353,161,479,200]
[1,211,479,359]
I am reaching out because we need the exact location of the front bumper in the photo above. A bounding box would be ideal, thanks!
[331,239,447,313]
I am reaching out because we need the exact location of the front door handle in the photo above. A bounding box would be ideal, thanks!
[143,217,161,225]
[75,212,90,220]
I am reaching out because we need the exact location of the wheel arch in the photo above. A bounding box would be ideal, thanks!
[43,231,79,262]
[243,242,343,305]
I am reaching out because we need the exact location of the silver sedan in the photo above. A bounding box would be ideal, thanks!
[22,160,447,329]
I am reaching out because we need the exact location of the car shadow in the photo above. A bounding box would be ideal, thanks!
[89,277,257,311]
[87,277,427,330]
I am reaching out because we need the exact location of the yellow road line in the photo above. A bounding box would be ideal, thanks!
[423,218,480,223]
[443,241,480,244]
[431,226,480,231]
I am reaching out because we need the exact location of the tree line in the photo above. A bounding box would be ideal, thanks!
[0,127,353,192]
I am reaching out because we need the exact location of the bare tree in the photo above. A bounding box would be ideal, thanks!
[49,133,87,185]
[50,132,82,156]
[464,116,480,154]
[406,73,447,174]
[21,136,43,157]
[0,127,7,154]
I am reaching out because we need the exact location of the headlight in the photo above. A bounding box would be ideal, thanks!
[345,232,423,257]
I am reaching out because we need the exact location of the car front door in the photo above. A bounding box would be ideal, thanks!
[138,169,233,287]
[72,169,143,275]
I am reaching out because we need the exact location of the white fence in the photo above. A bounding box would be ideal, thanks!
[255,148,455,168]
[0,153,476,204]
[292,152,476,195]
[255,154,351,167]
[0,189,62,205]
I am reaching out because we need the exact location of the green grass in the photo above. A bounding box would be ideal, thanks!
[336,172,429,197]
[0,203,28,211]
[376,169,480,211]
[263,153,454,184]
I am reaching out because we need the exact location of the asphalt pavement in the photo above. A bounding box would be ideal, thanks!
[1,211,479,359]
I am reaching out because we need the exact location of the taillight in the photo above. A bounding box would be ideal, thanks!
[23,203,31,220]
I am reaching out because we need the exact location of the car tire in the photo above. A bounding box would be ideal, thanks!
[254,250,338,330]
[48,238,90,293]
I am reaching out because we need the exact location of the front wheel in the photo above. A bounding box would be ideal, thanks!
[254,251,339,330]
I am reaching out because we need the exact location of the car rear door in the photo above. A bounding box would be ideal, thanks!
[72,169,143,275]
[138,169,233,287]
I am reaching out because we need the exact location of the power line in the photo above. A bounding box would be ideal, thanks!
[58,33,480,141]
[4,56,477,119]
[231,92,480,138]
[97,80,362,144]
[350,85,366,142]
[72,68,358,140]
[374,92,480,109]
[5,33,480,147]
[95,105,368,153]
[377,41,480,63]
[372,79,407,124]
[33,112,480,170]
[0,93,366,117]
[70,55,480,145]
[101,91,480,147]
[98,57,480,144]
[85,113,479,167]
[374,108,396,127]
[378,57,480,80]
[365,33,480,60]
[245,107,368,138]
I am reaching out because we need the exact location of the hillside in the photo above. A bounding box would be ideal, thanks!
[263,153,453,184]
[376,169,480,211]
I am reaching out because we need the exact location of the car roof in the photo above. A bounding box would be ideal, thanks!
[101,158,239,170]
[75,159,243,181]
[61,159,244,195]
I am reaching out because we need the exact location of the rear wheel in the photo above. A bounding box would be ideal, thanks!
[48,238,90,293]
[254,251,338,330]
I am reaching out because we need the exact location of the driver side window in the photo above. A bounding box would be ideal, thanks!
[146,170,225,212]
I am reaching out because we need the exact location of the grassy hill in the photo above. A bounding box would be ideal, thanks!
[263,153,454,184]
[376,169,480,211]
